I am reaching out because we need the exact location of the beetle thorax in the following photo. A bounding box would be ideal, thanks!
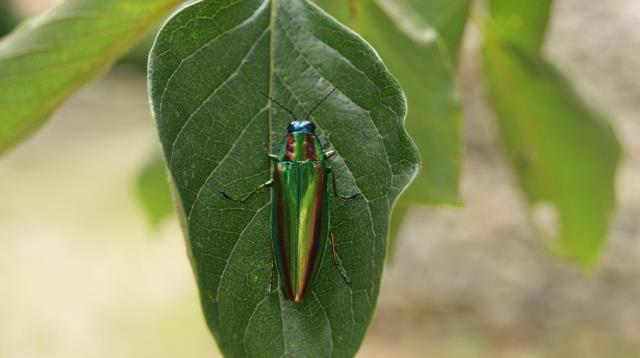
[279,132,324,161]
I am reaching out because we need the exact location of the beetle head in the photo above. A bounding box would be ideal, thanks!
[287,120,316,134]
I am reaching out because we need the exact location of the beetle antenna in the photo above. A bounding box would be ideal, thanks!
[306,87,336,121]
[263,94,297,121]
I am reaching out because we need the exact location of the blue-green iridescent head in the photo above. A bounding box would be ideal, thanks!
[266,88,337,134]
[287,120,316,134]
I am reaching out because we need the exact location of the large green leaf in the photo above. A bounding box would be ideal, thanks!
[315,0,470,246]
[148,0,419,356]
[0,0,182,154]
[483,34,621,266]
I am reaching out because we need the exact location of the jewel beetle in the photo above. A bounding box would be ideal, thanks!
[221,88,358,303]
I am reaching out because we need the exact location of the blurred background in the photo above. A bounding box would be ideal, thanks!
[1,0,639,357]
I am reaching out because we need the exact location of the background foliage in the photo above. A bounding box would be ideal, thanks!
[0,0,182,154]
[0,0,624,356]
[483,0,620,265]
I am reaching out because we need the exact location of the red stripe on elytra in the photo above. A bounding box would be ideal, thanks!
[285,135,295,161]
[304,134,317,160]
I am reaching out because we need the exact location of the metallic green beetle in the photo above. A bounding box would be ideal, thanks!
[221,88,357,303]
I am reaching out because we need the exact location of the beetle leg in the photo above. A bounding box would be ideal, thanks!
[220,179,273,203]
[330,170,360,199]
[329,231,352,285]
[263,142,278,161]
[323,149,336,159]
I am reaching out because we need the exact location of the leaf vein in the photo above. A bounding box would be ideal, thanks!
[186,106,268,219]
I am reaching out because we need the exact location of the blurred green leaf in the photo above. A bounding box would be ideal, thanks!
[483,0,620,265]
[403,0,471,61]
[136,152,174,228]
[148,0,419,355]
[483,33,621,266]
[315,0,470,248]
[487,0,553,53]
[0,0,182,154]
